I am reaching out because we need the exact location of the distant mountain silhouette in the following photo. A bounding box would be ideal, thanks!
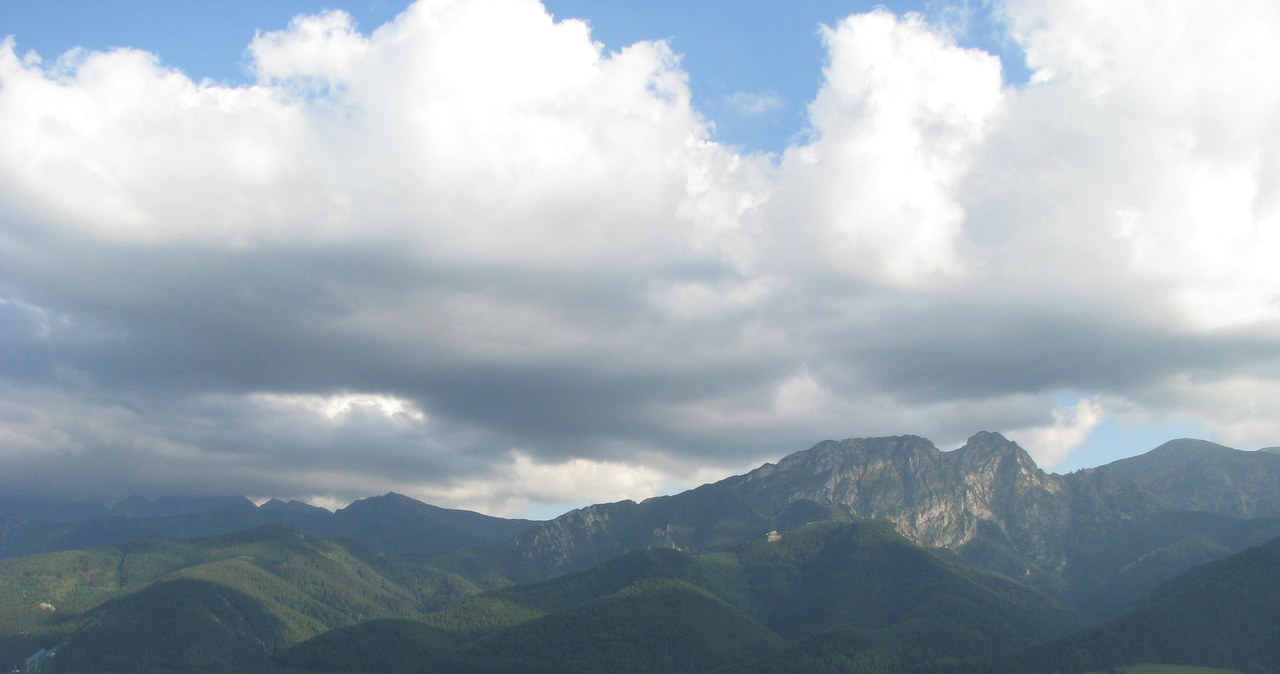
[0,492,539,561]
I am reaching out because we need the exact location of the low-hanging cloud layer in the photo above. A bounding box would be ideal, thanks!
[2,0,1278,516]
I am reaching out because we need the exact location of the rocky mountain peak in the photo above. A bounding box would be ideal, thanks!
[770,434,937,468]
[729,433,1064,551]
[952,432,1051,489]
[432,431,1280,621]
[956,430,1020,456]
[953,431,1038,465]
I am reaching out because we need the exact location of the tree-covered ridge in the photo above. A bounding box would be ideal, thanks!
[50,578,290,673]
[917,536,1280,674]
[4,514,1277,673]
[1101,438,1280,518]
[0,525,477,672]
[277,519,1082,673]
[448,578,786,673]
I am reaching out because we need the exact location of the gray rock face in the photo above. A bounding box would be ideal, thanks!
[734,432,1068,551]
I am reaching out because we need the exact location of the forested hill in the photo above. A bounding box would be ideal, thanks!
[0,525,476,671]
[917,534,1280,674]
[276,520,1082,673]
[1100,438,1280,518]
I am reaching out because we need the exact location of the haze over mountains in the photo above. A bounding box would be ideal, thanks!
[2,431,1279,672]
[0,491,537,561]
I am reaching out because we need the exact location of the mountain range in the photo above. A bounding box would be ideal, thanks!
[2,431,1279,672]
[428,432,1280,619]
[0,491,538,560]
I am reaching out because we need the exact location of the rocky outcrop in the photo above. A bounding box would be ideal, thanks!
[732,432,1067,551]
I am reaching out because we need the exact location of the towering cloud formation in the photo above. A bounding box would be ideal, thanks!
[0,0,1277,514]
[772,10,1003,288]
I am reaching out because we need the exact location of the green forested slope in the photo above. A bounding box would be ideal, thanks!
[919,536,1280,674]
[49,578,290,673]
[278,520,1081,673]
[449,578,785,673]
[1102,439,1280,518]
[0,525,476,672]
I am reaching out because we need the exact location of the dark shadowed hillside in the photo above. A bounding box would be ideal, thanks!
[1101,438,1280,518]
[49,578,290,673]
[921,534,1280,674]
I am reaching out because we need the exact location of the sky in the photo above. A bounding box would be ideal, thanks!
[1,0,1278,518]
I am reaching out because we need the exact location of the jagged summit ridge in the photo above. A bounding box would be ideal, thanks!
[465,430,1280,623]
[485,432,1115,588]
[735,432,1061,549]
